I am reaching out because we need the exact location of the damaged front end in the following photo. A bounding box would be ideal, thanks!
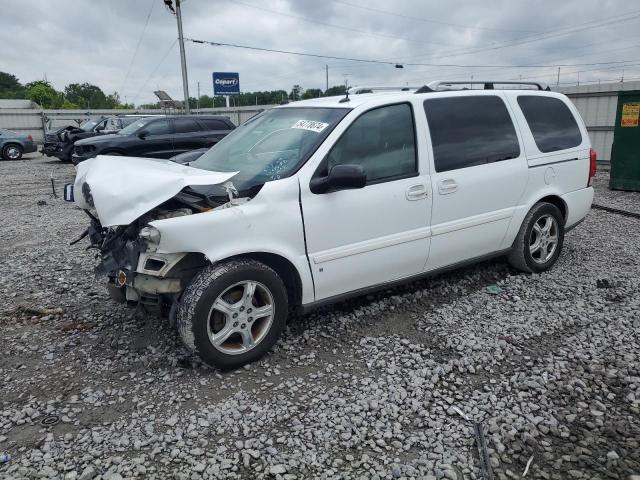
[67,155,242,313]
[83,207,195,310]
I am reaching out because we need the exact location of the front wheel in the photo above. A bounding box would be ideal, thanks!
[177,259,288,369]
[508,202,565,273]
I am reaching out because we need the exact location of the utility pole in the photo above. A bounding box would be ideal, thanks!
[325,64,329,92]
[197,81,200,111]
[173,0,190,113]
[556,66,560,88]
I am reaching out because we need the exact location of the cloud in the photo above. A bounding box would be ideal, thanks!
[0,0,637,105]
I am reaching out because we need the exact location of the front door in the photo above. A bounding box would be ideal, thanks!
[300,103,432,301]
[422,94,528,270]
[133,119,174,158]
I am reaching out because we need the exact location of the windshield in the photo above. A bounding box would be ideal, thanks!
[81,120,99,132]
[118,117,152,135]
[192,107,349,192]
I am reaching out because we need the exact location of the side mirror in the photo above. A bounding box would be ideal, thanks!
[137,130,149,139]
[309,164,367,194]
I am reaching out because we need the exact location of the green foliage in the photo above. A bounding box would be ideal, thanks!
[25,81,63,108]
[0,72,25,98]
[289,84,303,101]
[302,88,323,99]
[324,85,347,96]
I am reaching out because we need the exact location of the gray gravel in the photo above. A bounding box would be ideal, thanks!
[1,154,639,479]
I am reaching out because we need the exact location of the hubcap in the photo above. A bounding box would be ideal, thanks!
[529,214,558,264]
[206,281,274,355]
[6,147,20,159]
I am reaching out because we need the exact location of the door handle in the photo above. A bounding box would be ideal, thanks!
[438,178,458,194]
[406,183,428,201]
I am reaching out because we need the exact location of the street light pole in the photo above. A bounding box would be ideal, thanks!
[175,0,190,113]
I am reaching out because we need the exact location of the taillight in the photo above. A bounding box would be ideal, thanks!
[588,148,597,186]
[27,134,33,142]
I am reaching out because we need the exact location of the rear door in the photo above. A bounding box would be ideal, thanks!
[422,93,527,270]
[172,117,208,155]
[197,118,235,145]
[130,119,174,158]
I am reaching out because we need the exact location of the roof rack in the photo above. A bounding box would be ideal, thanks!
[347,86,418,94]
[415,80,550,93]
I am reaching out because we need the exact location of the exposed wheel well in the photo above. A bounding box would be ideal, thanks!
[226,252,303,307]
[102,149,126,155]
[538,195,567,223]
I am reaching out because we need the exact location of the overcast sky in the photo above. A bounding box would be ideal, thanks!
[1,0,638,105]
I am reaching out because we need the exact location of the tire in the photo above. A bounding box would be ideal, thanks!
[2,143,23,160]
[177,259,288,369]
[508,202,565,273]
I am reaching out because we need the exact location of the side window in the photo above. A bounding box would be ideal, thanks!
[145,120,172,135]
[174,118,202,133]
[325,103,417,183]
[517,96,582,153]
[424,96,520,173]
[199,119,231,130]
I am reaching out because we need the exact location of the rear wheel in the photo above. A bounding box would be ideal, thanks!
[508,202,565,273]
[177,259,288,369]
[2,144,23,160]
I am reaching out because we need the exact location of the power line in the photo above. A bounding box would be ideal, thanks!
[330,0,537,33]
[227,0,462,48]
[389,9,640,64]
[132,38,178,105]
[119,0,156,98]
[186,37,637,69]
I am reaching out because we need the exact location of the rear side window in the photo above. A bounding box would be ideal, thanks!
[517,96,582,153]
[326,103,417,183]
[174,118,202,133]
[198,118,231,130]
[425,96,520,173]
[145,120,172,135]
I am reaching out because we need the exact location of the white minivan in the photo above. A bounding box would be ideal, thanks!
[70,81,596,369]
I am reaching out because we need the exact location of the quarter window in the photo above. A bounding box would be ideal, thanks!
[517,96,582,153]
[325,103,417,183]
[424,96,520,173]
[144,120,172,135]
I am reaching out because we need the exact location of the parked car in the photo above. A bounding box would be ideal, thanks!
[169,147,208,164]
[0,128,37,160]
[67,81,596,369]
[43,115,148,162]
[71,115,236,165]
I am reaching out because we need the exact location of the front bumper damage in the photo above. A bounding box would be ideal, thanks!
[85,216,185,305]
[69,156,240,309]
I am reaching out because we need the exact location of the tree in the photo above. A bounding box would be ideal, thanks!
[324,85,346,96]
[25,81,63,108]
[302,88,322,99]
[289,84,302,101]
[0,72,25,98]
[64,83,110,109]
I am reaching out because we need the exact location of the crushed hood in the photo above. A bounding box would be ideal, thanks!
[74,155,237,227]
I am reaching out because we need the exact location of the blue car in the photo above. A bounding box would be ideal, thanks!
[0,128,37,160]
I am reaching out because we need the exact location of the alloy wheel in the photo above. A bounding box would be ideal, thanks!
[529,214,559,264]
[206,281,275,355]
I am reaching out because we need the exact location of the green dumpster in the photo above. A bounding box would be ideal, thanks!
[610,90,640,191]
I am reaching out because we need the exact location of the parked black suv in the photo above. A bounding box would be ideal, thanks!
[71,115,235,165]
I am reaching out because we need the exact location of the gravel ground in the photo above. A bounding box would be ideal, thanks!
[592,170,640,215]
[1,154,639,480]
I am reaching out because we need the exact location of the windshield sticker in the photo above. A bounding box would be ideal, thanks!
[291,120,329,133]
